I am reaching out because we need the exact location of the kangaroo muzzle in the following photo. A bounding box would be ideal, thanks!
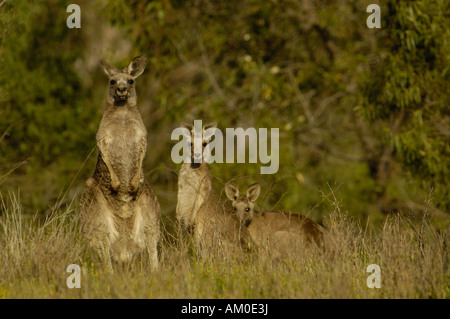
[116,86,128,99]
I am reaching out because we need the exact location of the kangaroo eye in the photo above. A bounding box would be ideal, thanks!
[245,208,250,212]
[128,79,134,85]
[233,207,237,211]
[202,142,207,147]
[110,80,116,85]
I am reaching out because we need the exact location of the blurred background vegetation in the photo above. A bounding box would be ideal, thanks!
[0,0,448,225]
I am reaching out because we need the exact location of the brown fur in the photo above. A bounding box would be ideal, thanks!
[225,183,323,260]
[80,56,160,270]
[176,122,252,259]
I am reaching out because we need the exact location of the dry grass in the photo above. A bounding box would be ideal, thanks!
[0,191,448,299]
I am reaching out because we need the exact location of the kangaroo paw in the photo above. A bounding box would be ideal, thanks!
[111,175,120,191]
[130,174,141,192]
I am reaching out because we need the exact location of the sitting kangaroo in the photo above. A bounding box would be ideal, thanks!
[80,55,160,270]
[225,183,323,260]
[176,122,251,259]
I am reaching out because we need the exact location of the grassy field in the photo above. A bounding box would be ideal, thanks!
[0,191,448,299]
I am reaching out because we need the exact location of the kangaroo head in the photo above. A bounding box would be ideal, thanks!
[225,183,261,226]
[100,55,147,106]
[181,121,217,169]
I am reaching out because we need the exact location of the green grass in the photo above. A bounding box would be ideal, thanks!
[0,191,448,299]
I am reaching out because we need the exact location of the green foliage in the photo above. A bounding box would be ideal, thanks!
[1,1,92,163]
[359,0,450,209]
[0,0,448,217]
[99,0,381,218]
[0,1,98,209]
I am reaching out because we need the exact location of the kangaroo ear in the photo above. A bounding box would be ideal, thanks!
[203,122,217,131]
[181,122,193,132]
[246,183,261,202]
[225,183,239,201]
[100,60,120,77]
[180,122,193,139]
[127,55,147,78]
[203,122,217,140]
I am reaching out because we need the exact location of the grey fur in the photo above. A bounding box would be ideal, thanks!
[176,122,252,259]
[80,55,160,270]
[225,182,323,260]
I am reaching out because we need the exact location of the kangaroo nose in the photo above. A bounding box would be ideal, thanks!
[117,87,127,93]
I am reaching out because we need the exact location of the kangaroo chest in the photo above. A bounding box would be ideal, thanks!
[97,108,147,179]
[176,165,211,228]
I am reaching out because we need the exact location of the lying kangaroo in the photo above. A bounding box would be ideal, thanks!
[176,122,251,259]
[80,55,160,270]
[225,183,323,260]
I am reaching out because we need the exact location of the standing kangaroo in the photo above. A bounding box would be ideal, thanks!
[225,183,323,260]
[80,55,160,270]
[176,122,251,259]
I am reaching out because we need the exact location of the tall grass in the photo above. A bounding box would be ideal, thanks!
[0,191,448,299]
